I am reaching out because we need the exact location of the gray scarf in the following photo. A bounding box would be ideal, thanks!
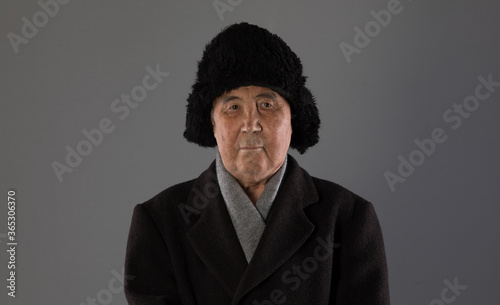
[216,150,288,262]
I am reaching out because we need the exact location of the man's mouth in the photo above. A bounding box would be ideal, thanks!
[240,146,263,150]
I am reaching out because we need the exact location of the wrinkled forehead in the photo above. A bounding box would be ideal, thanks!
[213,86,288,106]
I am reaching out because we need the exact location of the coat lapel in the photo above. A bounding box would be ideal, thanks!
[231,155,319,305]
[185,156,319,304]
[185,163,248,297]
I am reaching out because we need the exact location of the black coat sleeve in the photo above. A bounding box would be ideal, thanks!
[124,204,182,305]
[333,199,390,305]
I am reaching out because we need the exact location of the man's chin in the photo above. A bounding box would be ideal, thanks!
[237,151,265,163]
[235,158,267,175]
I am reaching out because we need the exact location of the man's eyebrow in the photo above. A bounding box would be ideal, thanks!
[219,91,278,104]
[220,95,241,104]
[255,92,278,100]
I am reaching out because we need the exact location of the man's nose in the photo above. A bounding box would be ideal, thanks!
[241,106,262,133]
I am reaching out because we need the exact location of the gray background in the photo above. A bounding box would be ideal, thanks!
[1,0,499,304]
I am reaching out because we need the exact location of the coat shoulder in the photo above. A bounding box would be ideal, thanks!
[141,178,197,215]
[308,175,374,216]
[285,154,373,213]
[136,160,218,225]
[310,176,367,201]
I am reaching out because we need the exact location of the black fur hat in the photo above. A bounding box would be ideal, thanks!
[183,22,320,154]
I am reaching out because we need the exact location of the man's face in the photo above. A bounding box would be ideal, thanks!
[212,86,292,186]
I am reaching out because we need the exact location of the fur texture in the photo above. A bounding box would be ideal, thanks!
[184,22,320,154]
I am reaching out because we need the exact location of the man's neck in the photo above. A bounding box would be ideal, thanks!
[241,182,267,204]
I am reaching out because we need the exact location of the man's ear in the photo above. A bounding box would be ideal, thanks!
[210,108,216,135]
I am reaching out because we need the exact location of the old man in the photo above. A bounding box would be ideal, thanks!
[125,22,390,305]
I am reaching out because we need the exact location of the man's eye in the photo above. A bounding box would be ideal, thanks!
[229,105,239,110]
[261,102,272,108]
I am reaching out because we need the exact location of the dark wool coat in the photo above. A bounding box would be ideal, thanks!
[124,155,390,305]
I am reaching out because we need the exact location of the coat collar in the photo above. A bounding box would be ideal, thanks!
[185,154,319,303]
